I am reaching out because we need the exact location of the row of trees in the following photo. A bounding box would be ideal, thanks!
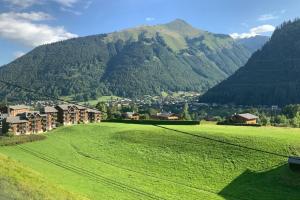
[95,102,192,121]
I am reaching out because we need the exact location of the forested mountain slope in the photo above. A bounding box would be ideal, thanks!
[200,19,300,106]
[0,19,251,101]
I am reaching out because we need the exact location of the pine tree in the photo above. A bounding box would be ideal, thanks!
[181,103,191,120]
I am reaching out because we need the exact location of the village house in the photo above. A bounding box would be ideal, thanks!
[154,112,179,120]
[230,113,259,124]
[122,112,140,120]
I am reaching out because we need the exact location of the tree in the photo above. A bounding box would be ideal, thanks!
[95,102,108,120]
[259,113,270,126]
[282,104,300,118]
[181,103,191,120]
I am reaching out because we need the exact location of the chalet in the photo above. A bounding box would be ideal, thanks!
[42,106,58,130]
[7,105,30,117]
[55,104,98,125]
[87,109,101,123]
[4,116,29,135]
[231,113,259,124]
[18,111,47,133]
[55,104,80,125]
[77,105,89,123]
[0,104,101,135]
[155,113,179,120]
[122,112,140,120]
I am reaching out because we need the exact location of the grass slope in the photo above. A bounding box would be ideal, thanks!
[1,123,300,199]
[0,154,87,200]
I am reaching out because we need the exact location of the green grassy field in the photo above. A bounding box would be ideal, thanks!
[1,123,300,200]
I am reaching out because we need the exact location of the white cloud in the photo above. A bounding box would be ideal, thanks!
[258,14,279,21]
[60,7,82,15]
[13,51,26,59]
[2,0,79,8]
[2,0,39,8]
[0,12,78,47]
[53,0,79,7]
[230,24,275,39]
[1,12,53,21]
[145,17,155,22]
[84,1,93,9]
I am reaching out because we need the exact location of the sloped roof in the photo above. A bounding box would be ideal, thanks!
[43,106,58,113]
[237,113,259,120]
[8,105,29,110]
[56,104,87,111]
[87,109,101,114]
[6,116,28,124]
[157,112,177,118]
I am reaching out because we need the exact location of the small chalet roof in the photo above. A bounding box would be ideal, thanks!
[237,113,259,120]
[87,109,101,114]
[288,156,300,165]
[56,104,87,110]
[6,116,28,124]
[157,112,176,117]
[56,104,76,110]
[43,106,58,113]
[8,105,29,110]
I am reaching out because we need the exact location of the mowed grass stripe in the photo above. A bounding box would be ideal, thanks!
[17,146,165,200]
[71,143,247,200]
[155,125,289,158]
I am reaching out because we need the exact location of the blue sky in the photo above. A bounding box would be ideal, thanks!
[0,0,299,65]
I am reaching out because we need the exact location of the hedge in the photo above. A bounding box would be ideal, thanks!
[0,134,46,146]
[217,122,261,127]
[103,119,200,125]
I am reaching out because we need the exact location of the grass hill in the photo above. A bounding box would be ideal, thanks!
[0,153,87,200]
[0,19,251,100]
[200,19,300,106]
[236,35,269,53]
[1,123,300,199]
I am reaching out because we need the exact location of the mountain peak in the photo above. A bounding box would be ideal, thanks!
[161,19,202,38]
[164,19,193,29]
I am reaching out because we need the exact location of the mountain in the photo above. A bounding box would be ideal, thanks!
[236,35,269,53]
[0,19,251,101]
[200,19,300,106]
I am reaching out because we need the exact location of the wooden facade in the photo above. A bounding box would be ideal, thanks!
[1,104,101,135]
[122,112,140,120]
[88,109,101,122]
[7,105,30,117]
[155,113,179,120]
[42,107,58,130]
[231,113,259,124]
[56,104,101,125]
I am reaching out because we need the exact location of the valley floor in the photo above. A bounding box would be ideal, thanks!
[1,123,300,200]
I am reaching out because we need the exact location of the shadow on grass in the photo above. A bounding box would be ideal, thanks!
[219,164,300,200]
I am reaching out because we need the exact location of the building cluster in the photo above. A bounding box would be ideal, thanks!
[0,104,101,135]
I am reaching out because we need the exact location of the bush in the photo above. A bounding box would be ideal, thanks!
[103,119,200,125]
[0,135,46,146]
[217,122,261,127]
